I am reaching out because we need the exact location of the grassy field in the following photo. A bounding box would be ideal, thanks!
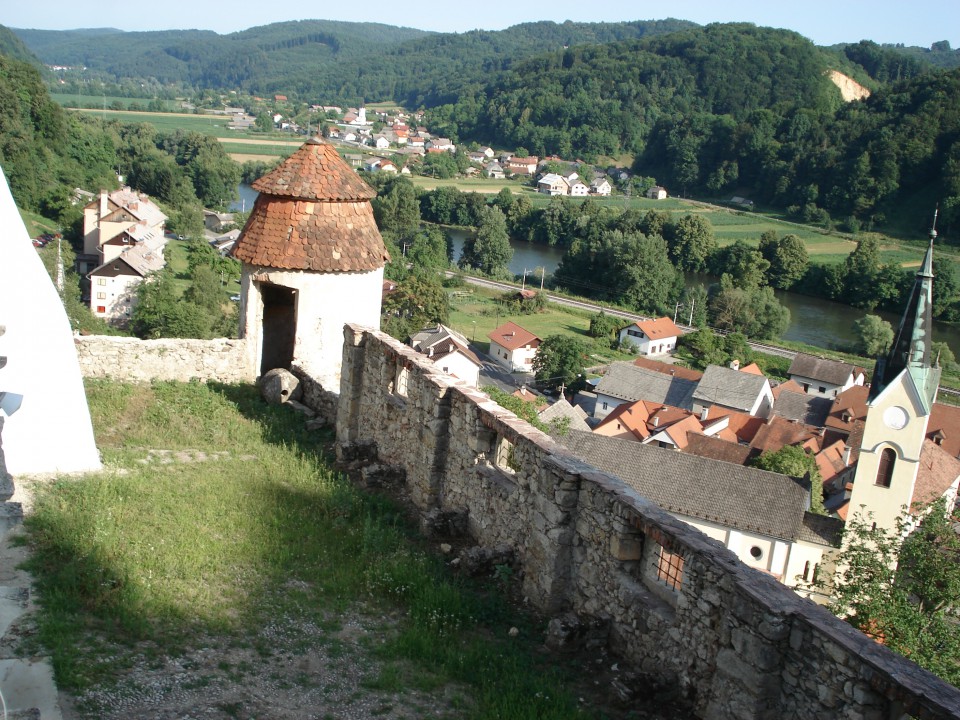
[17,380,640,718]
[18,207,60,238]
[447,287,634,367]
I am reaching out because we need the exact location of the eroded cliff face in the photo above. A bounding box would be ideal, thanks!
[829,70,871,101]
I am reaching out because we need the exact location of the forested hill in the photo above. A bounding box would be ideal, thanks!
[428,24,843,160]
[0,25,45,71]
[11,19,694,101]
[12,21,430,91]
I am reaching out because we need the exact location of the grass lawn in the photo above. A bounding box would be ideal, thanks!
[447,287,635,366]
[18,380,630,718]
[51,94,178,111]
[18,207,60,239]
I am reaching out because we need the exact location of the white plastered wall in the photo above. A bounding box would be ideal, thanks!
[0,168,102,474]
[240,264,384,391]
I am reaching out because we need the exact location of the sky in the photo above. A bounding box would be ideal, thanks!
[3,0,959,49]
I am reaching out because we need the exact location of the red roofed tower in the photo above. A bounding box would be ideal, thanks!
[233,137,389,391]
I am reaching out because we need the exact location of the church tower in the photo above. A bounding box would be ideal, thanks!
[232,137,389,392]
[847,216,941,532]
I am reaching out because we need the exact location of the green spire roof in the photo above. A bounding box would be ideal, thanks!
[869,212,941,413]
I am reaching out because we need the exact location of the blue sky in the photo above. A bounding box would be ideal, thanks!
[4,0,958,49]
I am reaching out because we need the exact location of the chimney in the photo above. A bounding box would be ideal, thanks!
[99,191,108,217]
[700,407,709,421]
[730,359,740,371]
[843,445,852,465]
[652,416,660,427]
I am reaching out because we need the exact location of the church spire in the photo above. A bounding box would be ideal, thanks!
[869,211,940,409]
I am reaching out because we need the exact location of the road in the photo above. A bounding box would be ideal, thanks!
[448,271,960,404]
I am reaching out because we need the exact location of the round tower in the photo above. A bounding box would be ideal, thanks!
[232,137,389,391]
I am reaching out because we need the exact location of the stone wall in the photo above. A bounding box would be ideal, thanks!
[75,336,255,384]
[335,325,960,720]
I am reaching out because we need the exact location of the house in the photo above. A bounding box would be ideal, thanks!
[647,186,668,200]
[563,431,841,595]
[632,356,703,382]
[507,155,539,176]
[538,397,591,434]
[618,317,682,356]
[409,325,482,387]
[325,126,341,139]
[592,362,698,419]
[787,353,866,398]
[210,229,240,256]
[485,162,505,179]
[427,138,456,153]
[691,365,774,419]
[373,135,391,150]
[468,151,488,164]
[203,209,235,232]
[487,321,541,372]
[479,146,495,158]
[537,174,569,196]
[569,180,590,197]
[590,178,612,196]
[82,188,167,262]
[88,245,164,323]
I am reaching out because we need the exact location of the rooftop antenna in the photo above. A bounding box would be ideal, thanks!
[930,206,939,244]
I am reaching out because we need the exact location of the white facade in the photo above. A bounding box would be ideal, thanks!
[790,371,864,399]
[430,351,480,387]
[239,265,384,390]
[89,272,140,322]
[0,167,102,475]
[618,326,678,356]
[488,341,538,372]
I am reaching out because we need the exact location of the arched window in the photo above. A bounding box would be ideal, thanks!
[875,447,896,488]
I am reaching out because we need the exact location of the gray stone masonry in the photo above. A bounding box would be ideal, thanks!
[75,336,254,384]
[333,324,960,720]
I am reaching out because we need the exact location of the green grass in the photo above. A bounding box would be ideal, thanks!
[447,287,634,366]
[18,207,59,238]
[219,142,296,157]
[20,380,600,718]
[72,108,240,136]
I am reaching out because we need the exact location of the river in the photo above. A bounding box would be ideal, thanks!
[445,229,960,356]
[232,185,960,356]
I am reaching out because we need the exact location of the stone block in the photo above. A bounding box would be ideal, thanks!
[610,535,643,561]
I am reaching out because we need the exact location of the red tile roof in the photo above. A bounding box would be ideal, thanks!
[488,321,540,351]
[232,138,388,273]
[627,316,681,340]
[927,402,960,459]
[632,356,703,382]
[912,439,960,507]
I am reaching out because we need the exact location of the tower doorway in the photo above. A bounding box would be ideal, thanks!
[259,283,297,375]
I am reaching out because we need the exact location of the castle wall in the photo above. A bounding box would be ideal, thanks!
[74,336,254,384]
[335,324,960,720]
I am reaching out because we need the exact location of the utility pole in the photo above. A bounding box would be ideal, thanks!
[688,299,695,327]
[674,302,682,324]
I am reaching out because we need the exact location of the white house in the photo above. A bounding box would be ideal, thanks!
[569,180,590,197]
[647,186,668,200]
[537,174,569,196]
[590,178,612,196]
[488,321,541,372]
[618,317,681,356]
[592,362,698,420]
[485,162,505,179]
[409,325,482,387]
[373,135,391,150]
[88,245,164,323]
[787,353,866,399]
[691,365,774,419]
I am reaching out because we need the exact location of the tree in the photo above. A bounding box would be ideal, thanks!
[589,311,619,340]
[372,177,421,237]
[668,214,715,272]
[751,445,825,514]
[932,258,959,320]
[606,231,679,315]
[407,227,451,272]
[759,232,809,289]
[852,314,893,357]
[532,335,587,392]
[819,502,960,686]
[708,284,789,340]
[842,236,881,309]
[131,270,213,339]
[712,240,770,289]
[459,206,512,277]
[380,274,450,341]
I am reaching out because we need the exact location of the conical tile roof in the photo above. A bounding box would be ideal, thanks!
[232,138,388,272]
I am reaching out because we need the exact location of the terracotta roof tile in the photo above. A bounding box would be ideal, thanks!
[232,138,388,273]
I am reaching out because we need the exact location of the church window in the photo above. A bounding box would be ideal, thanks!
[875,447,896,488]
